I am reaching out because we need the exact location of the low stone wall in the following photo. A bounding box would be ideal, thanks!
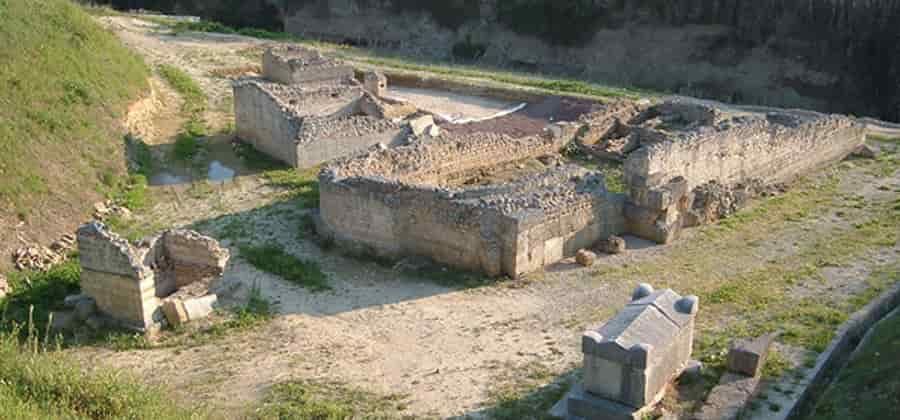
[619,102,866,243]
[262,45,354,85]
[624,113,866,191]
[296,115,405,168]
[319,126,624,277]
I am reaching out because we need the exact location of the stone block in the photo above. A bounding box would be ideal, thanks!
[182,294,218,321]
[409,115,436,137]
[727,333,776,377]
[551,383,655,420]
[364,70,387,97]
[581,285,698,408]
[595,235,626,254]
[576,249,596,267]
[695,372,760,420]
[162,300,189,327]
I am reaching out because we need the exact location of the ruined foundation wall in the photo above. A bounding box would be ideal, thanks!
[77,224,159,329]
[296,116,404,169]
[234,82,302,166]
[625,115,866,191]
[319,177,518,276]
[262,45,355,85]
[512,195,625,276]
[320,126,619,277]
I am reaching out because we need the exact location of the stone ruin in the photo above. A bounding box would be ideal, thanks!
[317,96,865,277]
[234,45,421,168]
[76,222,229,332]
[317,121,625,278]
[552,284,699,419]
[581,100,866,243]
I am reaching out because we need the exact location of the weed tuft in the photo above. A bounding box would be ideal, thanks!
[240,244,330,292]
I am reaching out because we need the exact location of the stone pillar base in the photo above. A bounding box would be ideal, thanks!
[550,383,655,420]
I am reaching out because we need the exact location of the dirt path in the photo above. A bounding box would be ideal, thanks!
[73,16,900,419]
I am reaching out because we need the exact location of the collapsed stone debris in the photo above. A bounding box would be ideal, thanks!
[552,283,699,419]
[75,222,229,331]
[234,45,425,168]
[12,233,76,272]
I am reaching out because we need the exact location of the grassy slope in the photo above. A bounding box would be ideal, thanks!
[810,309,900,419]
[0,0,148,267]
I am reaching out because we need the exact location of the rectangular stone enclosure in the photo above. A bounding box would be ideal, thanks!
[318,96,864,278]
[234,45,420,168]
[77,223,229,331]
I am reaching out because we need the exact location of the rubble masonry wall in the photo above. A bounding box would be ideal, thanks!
[296,115,405,169]
[624,115,866,191]
[234,82,302,166]
[512,196,625,276]
[77,224,158,329]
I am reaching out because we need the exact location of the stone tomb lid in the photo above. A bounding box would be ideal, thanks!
[582,289,695,367]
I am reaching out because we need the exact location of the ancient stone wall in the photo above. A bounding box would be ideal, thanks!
[624,113,866,191]
[618,102,866,243]
[262,44,355,85]
[233,80,304,166]
[77,223,159,329]
[76,223,229,331]
[319,126,624,277]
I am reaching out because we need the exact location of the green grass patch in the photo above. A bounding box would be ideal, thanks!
[0,259,81,334]
[0,0,148,223]
[157,64,206,116]
[233,141,285,171]
[263,167,321,208]
[255,379,405,420]
[482,361,571,420]
[809,309,900,420]
[0,320,197,419]
[158,64,208,162]
[240,244,330,292]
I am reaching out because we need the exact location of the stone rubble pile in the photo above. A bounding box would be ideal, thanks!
[12,233,76,271]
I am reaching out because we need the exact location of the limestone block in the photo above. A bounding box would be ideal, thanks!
[727,333,775,377]
[695,372,760,420]
[183,294,218,322]
[409,115,436,137]
[162,230,230,275]
[581,285,699,408]
[364,70,387,97]
[596,235,626,254]
[162,300,189,327]
[576,249,597,267]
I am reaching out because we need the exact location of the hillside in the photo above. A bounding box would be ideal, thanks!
[0,0,148,269]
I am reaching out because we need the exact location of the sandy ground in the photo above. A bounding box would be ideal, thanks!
[72,16,900,419]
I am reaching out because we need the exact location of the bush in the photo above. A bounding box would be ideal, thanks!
[496,0,606,46]
[452,35,487,61]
